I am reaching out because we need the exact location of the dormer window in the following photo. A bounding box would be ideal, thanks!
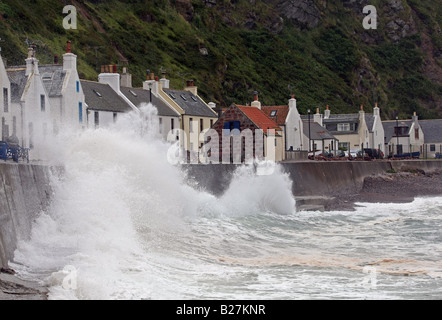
[191,96,198,102]
[180,94,187,101]
[129,90,137,97]
[337,123,350,132]
[93,90,102,97]
[42,73,53,80]
[169,93,177,99]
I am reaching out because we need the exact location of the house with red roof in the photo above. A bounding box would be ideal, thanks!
[206,93,284,163]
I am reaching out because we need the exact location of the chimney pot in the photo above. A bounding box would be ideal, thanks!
[66,40,71,53]
[54,54,58,64]
[113,64,117,73]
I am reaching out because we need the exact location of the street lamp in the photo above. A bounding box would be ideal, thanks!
[308,109,311,154]
[396,116,399,156]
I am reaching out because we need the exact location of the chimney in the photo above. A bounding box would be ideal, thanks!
[373,103,380,117]
[143,71,159,96]
[25,46,39,76]
[289,94,297,110]
[121,67,132,88]
[412,111,419,125]
[314,107,323,126]
[251,91,261,109]
[324,105,331,119]
[99,64,121,93]
[184,79,197,96]
[63,40,77,71]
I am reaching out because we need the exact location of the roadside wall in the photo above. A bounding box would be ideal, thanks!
[184,160,442,197]
[0,163,53,268]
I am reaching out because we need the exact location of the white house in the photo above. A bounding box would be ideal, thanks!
[321,105,371,153]
[118,68,181,141]
[81,79,134,128]
[6,47,54,159]
[0,50,14,142]
[382,112,424,157]
[420,119,442,158]
[39,41,86,133]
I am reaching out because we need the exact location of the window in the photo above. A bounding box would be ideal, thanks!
[338,142,350,151]
[430,144,436,152]
[415,128,419,140]
[159,118,162,134]
[93,90,102,97]
[200,119,204,133]
[223,121,240,135]
[210,119,214,128]
[129,90,137,97]
[337,123,350,132]
[79,102,83,123]
[180,94,187,101]
[270,110,277,117]
[113,113,117,123]
[171,118,174,130]
[76,81,80,93]
[40,95,45,112]
[3,88,8,113]
[189,118,193,132]
[94,112,99,128]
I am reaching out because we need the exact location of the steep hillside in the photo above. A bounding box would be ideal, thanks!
[0,0,441,119]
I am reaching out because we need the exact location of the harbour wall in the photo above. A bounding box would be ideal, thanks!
[184,160,442,197]
[1,160,442,268]
[0,163,53,268]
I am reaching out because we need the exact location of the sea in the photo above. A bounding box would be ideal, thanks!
[9,104,442,301]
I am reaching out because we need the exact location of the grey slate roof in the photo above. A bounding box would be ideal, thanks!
[6,68,27,103]
[163,89,217,117]
[120,86,179,117]
[419,119,442,143]
[81,80,132,113]
[365,114,375,132]
[302,121,337,141]
[39,65,67,97]
[382,120,412,143]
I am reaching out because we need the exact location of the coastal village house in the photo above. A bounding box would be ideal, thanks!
[320,105,384,154]
[302,110,338,155]
[261,95,307,160]
[420,119,442,158]
[4,47,54,159]
[208,93,284,163]
[1,41,85,160]
[382,112,424,157]
[153,74,219,153]
[119,69,181,141]
[81,79,133,128]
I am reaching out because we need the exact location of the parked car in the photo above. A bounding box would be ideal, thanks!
[363,148,384,159]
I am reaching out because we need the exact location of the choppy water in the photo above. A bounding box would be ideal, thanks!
[10,104,442,300]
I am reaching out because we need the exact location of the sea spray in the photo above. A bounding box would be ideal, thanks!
[12,103,297,299]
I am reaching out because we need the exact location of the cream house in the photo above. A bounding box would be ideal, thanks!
[383,112,424,157]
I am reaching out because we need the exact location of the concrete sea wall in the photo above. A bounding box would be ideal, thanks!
[0,163,53,268]
[1,160,442,269]
[183,159,442,198]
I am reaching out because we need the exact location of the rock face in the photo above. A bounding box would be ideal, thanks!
[383,0,417,42]
[274,0,321,28]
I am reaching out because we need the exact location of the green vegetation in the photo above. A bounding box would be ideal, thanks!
[0,0,441,119]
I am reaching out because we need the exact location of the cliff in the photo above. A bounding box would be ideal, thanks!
[0,0,441,118]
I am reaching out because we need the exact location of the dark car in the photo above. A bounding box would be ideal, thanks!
[362,148,383,159]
